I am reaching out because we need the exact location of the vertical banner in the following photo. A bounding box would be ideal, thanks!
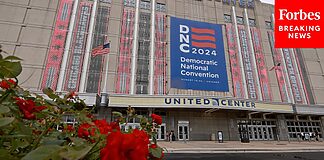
[154,13,167,94]
[294,49,310,104]
[86,6,111,93]
[115,9,135,93]
[282,49,305,104]
[237,25,258,100]
[64,2,92,91]
[170,17,228,92]
[268,31,290,102]
[42,0,73,89]
[250,27,272,101]
[225,24,244,98]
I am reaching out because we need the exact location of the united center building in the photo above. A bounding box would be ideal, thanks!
[1,0,324,141]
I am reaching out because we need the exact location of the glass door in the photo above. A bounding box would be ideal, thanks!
[178,121,189,141]
[157,123,166,140]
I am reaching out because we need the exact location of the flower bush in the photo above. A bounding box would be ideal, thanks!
[0,50,164,159]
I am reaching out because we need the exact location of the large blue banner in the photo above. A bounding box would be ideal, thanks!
[170,17,229,91]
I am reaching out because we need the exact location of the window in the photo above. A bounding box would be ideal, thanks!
[124,0,136,7]
[100,0,111,3]
[247,0,254,8]
[156,3,166,12]
[249,18,256,27]
[140,0,151,10]
[265,21,272,29]
[237,16,244,24]
[224,14,232,23]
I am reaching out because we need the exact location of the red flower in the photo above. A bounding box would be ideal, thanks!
[100,129,150,160]
[77,123,96,138]
[65,125,74,132]
[15,97,47,120]
[151,114,162,125]
[0,79,16,89]
[86,114,94,119]
[93,119,110,134]
[67,91,77,99]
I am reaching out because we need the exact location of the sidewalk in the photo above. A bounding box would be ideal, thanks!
[158,141,324,153]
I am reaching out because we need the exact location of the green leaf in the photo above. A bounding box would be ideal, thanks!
[15,121,33,136]
[149,147,163,158]
[42,88,59,99]
[0,61,22,78]
[12,138,30,150]
[0,117,15,127]
[0,105,10,114]
[41,139,66,146]
[22,145,63,160]
[0,149,20,160]
[45,99,58,106]
[4,55,23,61]
[60,145,93,160]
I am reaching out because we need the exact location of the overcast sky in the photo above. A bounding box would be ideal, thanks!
[260,0,274,4]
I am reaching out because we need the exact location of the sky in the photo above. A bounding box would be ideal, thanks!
[260,0,274,4]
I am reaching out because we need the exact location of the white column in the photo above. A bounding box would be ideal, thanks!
[244,8,262,101]
[130,0,140,95]
[79,0,98,93]
[149,0,156,95]
[232,6,248,99]
[290,48,307,104]
[57,0,79,92]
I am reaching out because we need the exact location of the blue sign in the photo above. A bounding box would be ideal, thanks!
[170,17,229,92]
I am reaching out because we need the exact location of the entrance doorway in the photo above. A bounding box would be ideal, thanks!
[157,123,166,140]
[238,120,276,141]
[238,121,250,142]
[178,121,189,141]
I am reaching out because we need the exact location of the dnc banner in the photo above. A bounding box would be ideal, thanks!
[170,17,229,91]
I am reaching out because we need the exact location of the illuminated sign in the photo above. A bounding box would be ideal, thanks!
[108,95,293,113]
[164,97,256,109]
[170,17,228,92]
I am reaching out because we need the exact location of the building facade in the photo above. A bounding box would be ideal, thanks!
[1,0,324,141]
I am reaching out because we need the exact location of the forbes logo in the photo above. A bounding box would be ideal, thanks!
[279,9,320,21]
[179,25,216,53]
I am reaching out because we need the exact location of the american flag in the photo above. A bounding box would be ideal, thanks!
[91,43,110,56]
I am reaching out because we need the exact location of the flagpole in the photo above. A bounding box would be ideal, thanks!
[102,47,109,94]
[79,0,98,93]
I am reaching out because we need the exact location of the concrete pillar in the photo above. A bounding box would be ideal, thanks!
[227,113,239,141]
[276,114,289,141]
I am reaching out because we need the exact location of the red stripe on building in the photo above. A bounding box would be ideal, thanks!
[116,9,135,94]
[41,0,73,89]
[251,27,272,101]
[268,31,290,102]
[225,24,245,98]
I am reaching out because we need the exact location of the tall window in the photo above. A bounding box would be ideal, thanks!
[135,12,151,94]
